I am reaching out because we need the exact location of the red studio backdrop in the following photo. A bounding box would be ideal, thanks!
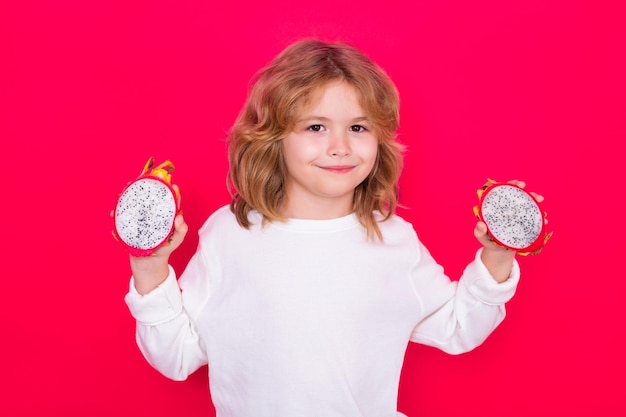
[1,1,624,416]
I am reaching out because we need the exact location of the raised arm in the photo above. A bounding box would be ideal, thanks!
[130,214,188,294]
[474,180,544,283]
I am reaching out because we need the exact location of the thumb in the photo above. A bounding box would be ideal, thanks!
[171,214,188,242]
[474,221,488,239]
[156,214,188,255]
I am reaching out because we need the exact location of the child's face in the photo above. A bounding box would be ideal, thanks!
[281,81,378,219]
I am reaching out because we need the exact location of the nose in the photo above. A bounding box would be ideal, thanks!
[328,130,351,157]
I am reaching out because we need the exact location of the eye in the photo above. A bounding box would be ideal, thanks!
[349,125,368,133]
[307,124,324,132]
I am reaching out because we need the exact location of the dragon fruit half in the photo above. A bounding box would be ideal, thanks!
[112,157,181,257]
[473,179,552,256]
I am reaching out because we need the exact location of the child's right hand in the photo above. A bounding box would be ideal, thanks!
[152,214,188,257]
[129,214,188,295]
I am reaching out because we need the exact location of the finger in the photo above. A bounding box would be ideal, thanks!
[170,214,188,243]
[174,214,187,232]
[474,221,490,241]
[474,221,505,249]
[162,185,182,250]
[507,180,544,202]
[157,215,188,252]
[474,224,511,254]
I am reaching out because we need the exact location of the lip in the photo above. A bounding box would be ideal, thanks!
[319,165,356,174]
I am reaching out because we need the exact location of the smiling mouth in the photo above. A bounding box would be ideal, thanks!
[319,165,355,173]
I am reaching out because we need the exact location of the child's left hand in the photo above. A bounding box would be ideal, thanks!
[474,180,545,282]
[473,179,545,251]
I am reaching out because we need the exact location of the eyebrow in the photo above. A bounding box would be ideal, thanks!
[296,116,370,123]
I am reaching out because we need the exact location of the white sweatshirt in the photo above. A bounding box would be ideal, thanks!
[125,205,519,417]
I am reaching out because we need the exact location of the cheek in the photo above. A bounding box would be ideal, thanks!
[283,138,315,168]
[360,139,379,166]
[361,142,380,178]
[290,140,322,162]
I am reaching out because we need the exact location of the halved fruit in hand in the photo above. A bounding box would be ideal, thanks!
[112,157,181,256]
[473,179,552,256]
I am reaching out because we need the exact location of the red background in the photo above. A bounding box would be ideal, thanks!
[1,1,624,416]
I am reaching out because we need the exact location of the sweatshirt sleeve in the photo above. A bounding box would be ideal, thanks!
[409,245,520,354]
[124,263,209,381]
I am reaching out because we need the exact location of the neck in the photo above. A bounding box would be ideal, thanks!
[280,197,354,220]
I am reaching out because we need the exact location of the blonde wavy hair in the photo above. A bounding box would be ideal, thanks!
[227,38,404,240]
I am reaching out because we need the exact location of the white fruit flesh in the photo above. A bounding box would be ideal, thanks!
[114,178,176,250]
[481,185,542,249]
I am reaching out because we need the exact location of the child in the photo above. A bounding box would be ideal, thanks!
[124,38,537,416]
